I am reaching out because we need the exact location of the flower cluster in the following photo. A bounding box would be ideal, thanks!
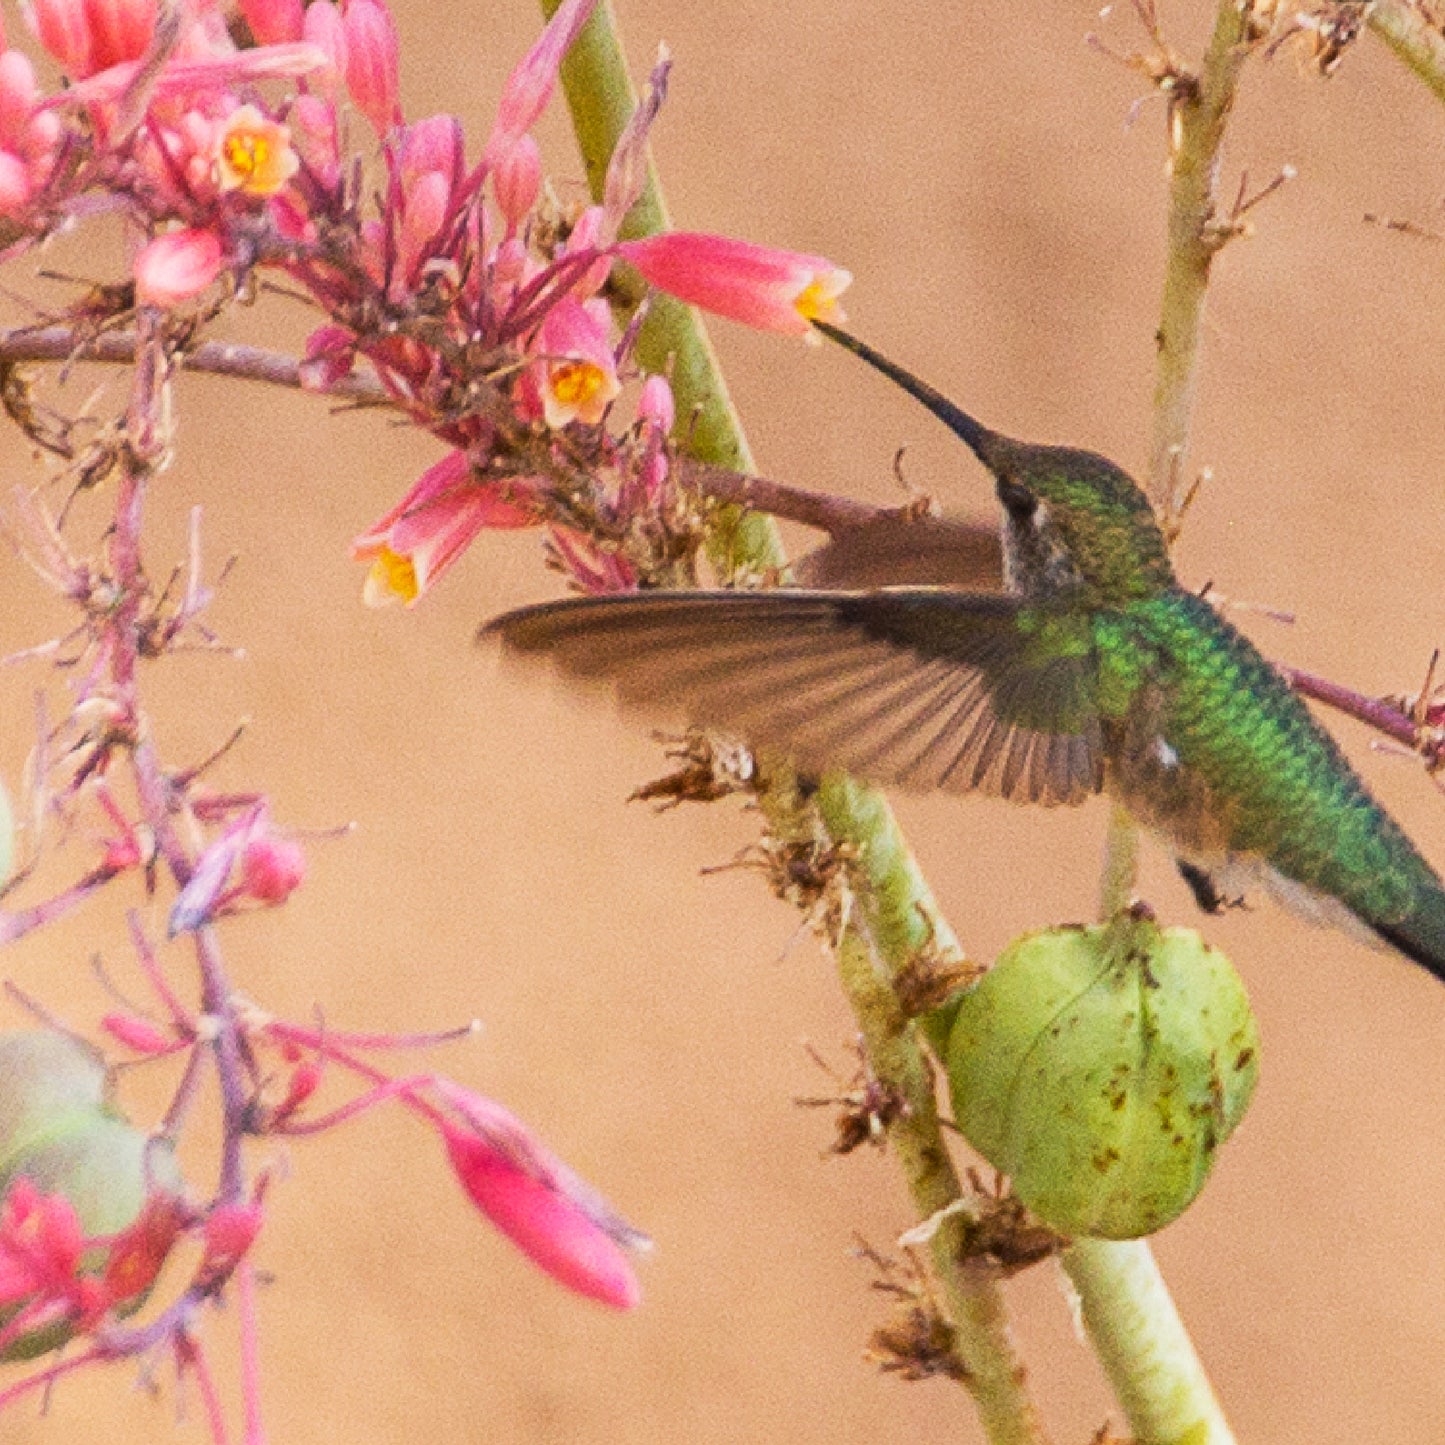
[0,0,849,1436]
[0,0,848,608]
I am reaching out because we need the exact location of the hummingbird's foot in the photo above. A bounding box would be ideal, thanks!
[1176,859,1249,916]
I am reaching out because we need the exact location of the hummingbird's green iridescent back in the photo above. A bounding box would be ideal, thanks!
[1103,589,1439,933]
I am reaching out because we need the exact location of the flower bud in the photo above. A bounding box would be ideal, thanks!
[239,831,306,904]
[341,0,400,137]
[945,913,1258,1240]
[134,227,226,308]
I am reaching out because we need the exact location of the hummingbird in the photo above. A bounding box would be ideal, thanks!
[485,321,1445,985]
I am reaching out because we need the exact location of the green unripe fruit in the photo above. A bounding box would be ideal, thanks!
[945,912,1258,1240]
[0,1030,108,1169]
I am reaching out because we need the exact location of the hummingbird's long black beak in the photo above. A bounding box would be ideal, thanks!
[810,320,997,468]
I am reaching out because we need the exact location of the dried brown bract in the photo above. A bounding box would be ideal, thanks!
[796,1040,910,1155]
[630,729,755,809]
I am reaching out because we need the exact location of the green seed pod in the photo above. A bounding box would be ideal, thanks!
[0,1030,108,1170]
[946,912,1258,1240]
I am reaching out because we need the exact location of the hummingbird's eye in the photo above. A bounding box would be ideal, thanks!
[997,476,1037,520]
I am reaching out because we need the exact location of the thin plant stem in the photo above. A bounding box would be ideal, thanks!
[1061,1240,1235,1445]
[545,3,1050,1439]
[1148,0,1260,522]
[1065,4,1260,1440]
[1369,0,1445,107]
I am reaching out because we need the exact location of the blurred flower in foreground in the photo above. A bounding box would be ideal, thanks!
[432,1078,648,1310]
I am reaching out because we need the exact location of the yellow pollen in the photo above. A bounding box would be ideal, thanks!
[793,275,843,323]
[224,132,268,180]
[216,107,299,196]
[364,548,419,606]
[550,360,605,409]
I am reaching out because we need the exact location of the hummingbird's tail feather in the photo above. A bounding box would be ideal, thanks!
[1370,883,1445,985]
[810,321,997,465]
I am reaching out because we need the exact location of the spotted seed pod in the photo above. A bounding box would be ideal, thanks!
[945,911,1259,1239]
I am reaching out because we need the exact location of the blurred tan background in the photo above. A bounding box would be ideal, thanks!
[5,1,1445,1441]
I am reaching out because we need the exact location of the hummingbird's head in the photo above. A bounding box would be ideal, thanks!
[810,322,1176,603]
[981,435,1175,602]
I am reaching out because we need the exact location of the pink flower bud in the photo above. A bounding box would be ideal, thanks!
[394,167,449,289]
[492,133,539,231]
[561,204,611,298]
[102,1193,186,1308]
[617,232,851,337]
[433,1079,646,1310]
[299,324,356,392]
[271,1058,323,1124]
[636,373,674,432]
[395,113,462,193]
[101,1013,174,1056]
[197,1202,264,1286]
[342,0,399,137]
[239,0,303,45]
[29,0,157,79]
[483,0,597,165]
[289,95,339,189]
[0,51,39,147]
[239,832,306,904]
[301,0,346,94]
[133,228,225,309]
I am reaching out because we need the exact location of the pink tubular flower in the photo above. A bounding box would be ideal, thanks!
[352,450,544,607]
[432,1079,647,1310]
[533,297,620,429]
[239,0,303,45]
[28,0,157,79]
[134,227,225,308]
[342,0,399,137]
[617,232,851,337]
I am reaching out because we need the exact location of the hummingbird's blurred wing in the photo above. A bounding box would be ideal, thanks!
[485,590,1105,807]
